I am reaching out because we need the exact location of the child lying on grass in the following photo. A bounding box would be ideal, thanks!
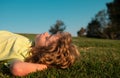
[0,30,80,77]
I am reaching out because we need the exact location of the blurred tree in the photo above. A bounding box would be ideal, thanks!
[77,27,86,37]
[95,10,109,30]
[103,23,117,39]
[86,10,111,39]
[106,0,120,39]
[86,19,101,38]
[95,10,111,39]
[49,20,66,34]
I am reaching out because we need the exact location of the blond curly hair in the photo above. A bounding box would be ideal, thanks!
[25,32,80,68]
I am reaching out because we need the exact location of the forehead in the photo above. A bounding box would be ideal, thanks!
[47,33,61,43]
[49,33,60,40]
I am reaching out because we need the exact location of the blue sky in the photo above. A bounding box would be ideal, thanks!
[0,0,112,36]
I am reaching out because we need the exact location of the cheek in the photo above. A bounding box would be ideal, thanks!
[35,37,46,47]
[46,38,58,46]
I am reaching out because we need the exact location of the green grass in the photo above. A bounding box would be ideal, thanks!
[0,35,120,78]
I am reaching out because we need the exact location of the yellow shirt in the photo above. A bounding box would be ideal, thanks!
[0,30,32,63]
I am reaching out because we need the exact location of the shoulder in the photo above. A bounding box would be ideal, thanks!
[0,30,14,36]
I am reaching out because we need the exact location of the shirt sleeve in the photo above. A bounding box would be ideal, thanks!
[0,31,32,67]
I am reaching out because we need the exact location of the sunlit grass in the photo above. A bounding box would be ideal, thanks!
[0,35,120,78]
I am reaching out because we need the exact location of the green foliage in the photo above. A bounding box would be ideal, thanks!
[107,0,120,34]
[49,20,66,34]
[77,27,86,37]
[0,35,120,78]
[86,10,109,38]
[86,0,120,39]
[86,19,101,38]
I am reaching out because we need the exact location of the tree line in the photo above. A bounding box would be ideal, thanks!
[49,0,120,40]
[77,0,120,39]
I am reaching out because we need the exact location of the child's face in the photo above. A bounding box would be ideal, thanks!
[35,32,60,47]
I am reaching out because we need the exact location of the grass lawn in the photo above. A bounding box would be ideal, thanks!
[0,34,120,78]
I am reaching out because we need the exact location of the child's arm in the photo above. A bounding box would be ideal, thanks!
[10,60,47,77]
